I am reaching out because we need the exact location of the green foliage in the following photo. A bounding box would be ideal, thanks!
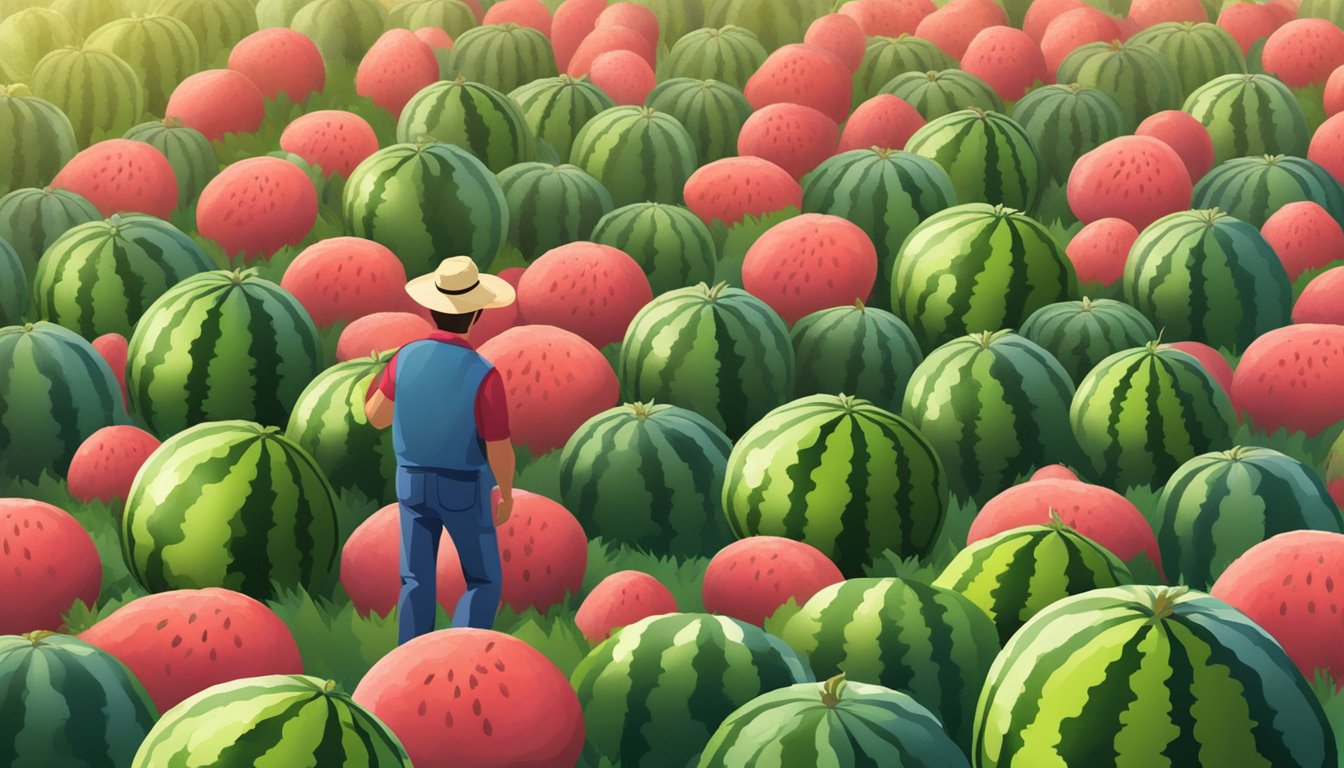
[711,207,798,287]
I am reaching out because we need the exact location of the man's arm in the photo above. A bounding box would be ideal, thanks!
[486,439,515,524]
[365,389,394,429]
[477,367,514,524]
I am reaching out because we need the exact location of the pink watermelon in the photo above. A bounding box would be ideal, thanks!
[336,312,434,362]
[1040,7,1123,79]
[490,488,588,613]
[743,44,853,125]
[595,2,659,49]
[1231,323,1344,436]
[1065,217,1138,287]
[1217,3,1278,55]
[1261,18,1344,89]
[0,499,101,635]
[551,0,605,71]
[1293,266,1344,325]
[1309,113,1344,186]
[838,94,926,152]
[804,13,867,72]
[281,237,417,327]
[91,332,128,409]
[837,0,933,37]
[165,69,266,142]
[1127,0,1205,29]
[574,570,678,644]
[340,502,467,617]
[566,24,655,76]
[1031,464,1079,481]
[915,0,1008,60]
[683,156,804,227]
[51,140,178,219]
[356,29,441,120]
[279,110,381,179]
[66,426,161,505]
[196,157,318,260]
[1260,201,1344,281]
[1136,110,1215,183]
[516,242,652,348]
[1024,0,1086,43]
[470,267,525,345]
[588,49,656,105]
[741,213,878,324]
[1067,136,1192,231]
[701,536,844,626]
[482,0,552,34]
[961,25,1049,102]
[737,102,840,181]
[1326,64,1344,117]
[226,28,326,103]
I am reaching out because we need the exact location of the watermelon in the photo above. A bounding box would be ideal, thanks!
[1123,208,1292,353]
[397,77,537,174]
[1136,109,1216,182]
[355,28,440,121]
[743,43,852,125]
[701,537,843,627]
[902,330,1078,504]
[904,109,1044,214]
[164,69,266,143]
[32,213,214,340]
[284,351,395,505]
[570,105,698,207]
[121,420,339,598]
[0,186,100,276]
[740,214,878,325]
[1301,0,1344,25]
[389,0,476,38]
[342,140,509,276]
[800,147,957,313]
[703,0,831,51]
[515,242,652,347]
[1067,135,1194,232]
[618,282,795,439]
[973,585,1338,768]
[84,14,200,115]
[1070,342,1237,489]
[67,424,161,504]
[1130,21,1247,99]
[279,110,381,179]
[123,119,218,212]
[1295,266,1344,325]
[1157,446,1344,590]
[1191,154,1344,230]
[0,499,101,634]
[227,27,327,103]
[47,0,129,38]
[291,0,389,67]
[149,0,256,66]
[880,68,1005,121]
[804,13,866,72]
[1066,218,1137,288]
[447,22,557,93]
[49,139,179,220]
[589,201,717,295]
[838,93,927,153]
[735,103,839,182]
[790,301,924,412]
[1010,83,1129,186]
[571,612,813,768]
[589,51,657,107]
[0,84,77,198]
[126,269,323,435]
[934,515,1133,645]
[30,47,145,148]
[960,24,1047,104]
[0,8,76,84]
[1182,73,1309,165]
[657,25,768,90]
[1019,298,1158,384]
[0,322,127,481]
[646,77,752,164]
[700,675,971,768]
[683,155,802,227]
[509,74,614,162]
[1260,18,1344,89]
[256,0,313,26]
[1262,201,1344,281]
[1056,40,1182,127]
[133,675,410,767]
[0,632,157,767]
[891,203,1077,352]
[497,161,612,262]
[853,34,955,106]
[1232,324,1344,437]
[781,577,1000,752]
[575,570,678,643]
[558,401,734,557]
[0,235,24,325]
[723,394,948,575]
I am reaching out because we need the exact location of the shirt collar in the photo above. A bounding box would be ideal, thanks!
[426,331,475,349]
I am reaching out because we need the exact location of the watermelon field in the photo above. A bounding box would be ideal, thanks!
[8,0,1344,765]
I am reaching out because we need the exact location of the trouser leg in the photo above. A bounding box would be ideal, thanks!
[396,480,443,645]
[442,489,502,629]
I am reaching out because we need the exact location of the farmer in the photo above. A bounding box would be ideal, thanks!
[364,256,516,645]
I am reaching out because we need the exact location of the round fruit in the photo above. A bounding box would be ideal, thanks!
[1183,73,1309,165]
[1216,2,1276,55]
[588,49,656,105]
[227,27,326,102]
[498,163,612,263]
[450,22,558,94]
[1294,266,1344,324]
[1164,340,1235,403]
[682,155,802,227]
[1310,112,1344,188]
[67,425,161,505]
[567,25,656,76]
[1136,109,1215,182]
[0,186,100,276]
[356,28,441,120]
[961,25,1048,103]
[741,214,877,325]
[509,74,614,163]
[704,0,832,51]
[84,13,201,115]
[1030,464,1078,481]
[483,0,551,33]
[881,68,1005,121]
[589,202,716,295]
[281,237,416,327]
[905,108,1042,213]
[1020,298,1157,384]
[29,46,146,148]
[1192,154,1344,230]
[744,43,852,125]
[1261,18,1344,88]
[0,499,101,634]
[570,105,697,207]
[50,139,179,220]
[839,0,935,37]
[1067,136,1193,231]
[92,331,128,407]
[516,242,651,348]
[397,78,537,174]
[1129,21,1246,101]
[804,13,866,71]
[469,266,523,344]
[123,118,219,212]
[837,93,927,152]
[1039,7,1122,79]
[491,488,589,613]
[646,78,752,164]
[852,32,954,105]
[574,570,677,644]
[702,536,844,627]
[335,311,434,362]
[1065,218,1138,287]
[657,24,768,90]
[915,0,1007,60]
[279,110,380,178]
[1261,200,1344,280]
[1011,83,1129,189]
[736,102,839,182]
[292,0,390,67]
[341,502,467,617]
[165,69,265,142]
[790,301,924,411]
[1231,324,1344,436]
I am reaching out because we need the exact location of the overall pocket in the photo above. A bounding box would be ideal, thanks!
[397,470,428,508]
[434,472,480,513]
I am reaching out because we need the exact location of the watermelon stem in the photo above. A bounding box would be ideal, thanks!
[22,630,58,645]
[1080,296,1093,312]
[3,83,31,98]
[820,673,846,708]
[706,281,729,300]
[323,679,336,693]
[1146,587,1189,624]
[853,297,866,311]
[1046,508,1068,531]
[628,401,654,420]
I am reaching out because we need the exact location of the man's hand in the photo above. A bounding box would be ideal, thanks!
[494,492,513,525]
[486,438,516,526]
[365,389,394,430]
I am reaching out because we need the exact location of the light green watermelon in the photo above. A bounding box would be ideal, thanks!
[0,186,100,276]
[47,0,130,39]
[148,0,256,66]
[880,68,1005,120]
[84,13,201,115]
[30,46,145,148]
[290,0,389,67]
[658,25,767,90]
[496,161,612,262]
[645,77,751,164]
[1182,73,1309,165]
[509,74,614,163]
[1056,40,1181,127]
[904,109,1044,214]
[123,118,219,211]
[853,34,955,106]
[703,0,830,51]
[0,84,77,198]
[388,0,475,38]
[569,105,699,207]
[0,8,76,84]
[447,22,557,94]
[589,201,717,295]
[1129,21,1246,100]
[790,300,924,412]
[1010,83,1129,186]
[397,77,537,173]
[1191,154,1344,229]
[1019,297,1158,384]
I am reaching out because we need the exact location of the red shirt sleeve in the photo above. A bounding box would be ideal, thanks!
[474,368,511,441]
[366,352,398,402]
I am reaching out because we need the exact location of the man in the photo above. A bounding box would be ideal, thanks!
[364,256,517,645]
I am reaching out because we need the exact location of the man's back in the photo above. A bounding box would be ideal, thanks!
[390,338,493,471]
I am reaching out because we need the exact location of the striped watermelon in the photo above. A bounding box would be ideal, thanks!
[973,585,1338,768]
[623,0,700,48]
[388,0,475,38]
[0,84,77,199]
[570,105,699,207]
[1192,154,1344,229]
[891,203,1077,352]
[1129,21,1247,100]
[509,75,614,163]
[256,0,312,28]
[880,69,1005,121]
[722,394,948,575]
[1123,209,1292,353]
[646,77,751,164]
[149,0,255,66]
[84,14,201,115]
[33,213,214,340]
[618,282,795,439]
[122,420,338,597]
[0,632,157,768]
[571,612,813,768]
[48,0,129,38]
[0,8,76,84]
[801,147,957,313]
[291,0,389,67]
[0,321,127,480]
[1071,343,1237,489]
[904,109,1044,214]
[790,301,924,413]
[126,269,323,436]
[1301,0,1344,25]
[700,675,970,768]
[0,236,23,325]
[1011,83,1129,186]
[558,401,734,557]
[397,78,537,174]
[1157,446,1344,590]
[284,351,396,505]
[1019,298,1158,384]
[134,675,409,766]
[589,202,717,295]
[658,25,767,90]
[30,47,145,148]
[1182,73,1309,165]
[497,162,611,262]
[853,35,955,107]
[0,186,99,276]
[934,514,1134,644]
[902,330,1078,504]
[781,577,1000,752]
[704,0,830,51]
[1056,40,1182,128]
[123,119,219,212]
[342,141,509,276]
[447,22,557,93]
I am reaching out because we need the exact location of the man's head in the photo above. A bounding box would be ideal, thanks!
[404,256,516,323]
[430,309,482,335]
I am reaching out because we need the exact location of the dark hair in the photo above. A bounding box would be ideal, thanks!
[429,309,482,334]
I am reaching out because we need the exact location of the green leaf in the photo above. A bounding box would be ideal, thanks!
[712,207,799,287]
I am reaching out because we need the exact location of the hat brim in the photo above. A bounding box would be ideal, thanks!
[405,272,516,314]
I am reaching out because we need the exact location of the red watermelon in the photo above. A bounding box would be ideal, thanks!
[737,103,840,181]
[340,502,467,617]
[683,155,803,227]
[1031,464,1080,481]
[516,242,652,348]
[1261,18,1344,89]
[574,570,678,644]
[743,44,853,125]
[281,237,417,326]
[356,29,441,120]
[196,157,318,260]
[1260,201,1344,281]
[336,312,435,362]
[804,13,867,72]
[482,0,552,34]
[838,94,926,152]
[1067,136,1193,231]
[837,0,933,37]
[1024,0,1086,43]
[1217,2,1278,55]
[961,25,1049,102]
[471,267,526,344]
[551,0,605,71]
[1309,113,1344,186]
[588,49,656,105]
[165,69,266,142]
[1040,7,1123,79]
[227,28,326,103]
[741,213,878,324]
[1164,341,1236,408]
[91,332,128,408]
[66,426,161,505]
[915,0,1008,60]
[51,140,178,219]
[0,499,101,635]
[1326,64,1344,117]
[1066,217,1138,287]
[1136,110,1215,183]
[279,110,381,179]
[595,2,659,49]
[1128,0,1205,29]
[490,488,588,613]
[701,536,844,626]
[1231,323,1344,436]
[1293,266,1344,325]
[566,24,656,76]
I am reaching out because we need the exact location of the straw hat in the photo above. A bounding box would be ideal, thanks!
[405,257,516,314]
